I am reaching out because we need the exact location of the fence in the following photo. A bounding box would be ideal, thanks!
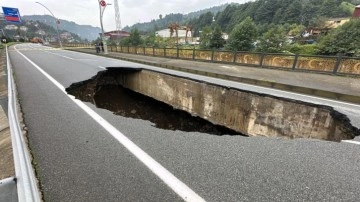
[62,43,360,76]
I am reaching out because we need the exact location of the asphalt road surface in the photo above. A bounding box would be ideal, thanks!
[8,44,360,202]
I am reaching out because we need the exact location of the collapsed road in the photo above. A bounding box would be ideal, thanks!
[5,43,360,201]
[66,68,358,142]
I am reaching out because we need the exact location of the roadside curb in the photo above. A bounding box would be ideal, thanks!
[70,49,360,105]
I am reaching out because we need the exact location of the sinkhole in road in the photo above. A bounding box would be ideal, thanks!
[66,73,241,136]
[66,68,359,141]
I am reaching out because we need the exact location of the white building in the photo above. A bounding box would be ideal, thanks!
[155,28,192,38]
[5,25,18,30]
[155,28,194,44]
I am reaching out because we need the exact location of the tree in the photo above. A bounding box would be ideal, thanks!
[216,4,238,32]
[254,0,279,24]
[209,25,225,49]
[256,25,287,53]
[199,26,212,49]
[283,0,303,24]
[316,19,360,56]
[226,17,257,51]
[144,32,157,46]
[318,0,342,17]
[120,28,143,46]
[287,24,306,37]
[128,28,143,46]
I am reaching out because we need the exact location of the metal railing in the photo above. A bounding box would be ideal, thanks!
[61,43,360,76]
[7,45,42,202]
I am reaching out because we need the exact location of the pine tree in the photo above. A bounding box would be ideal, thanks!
[226,17,258,51]
[256,25,287,53]
[200,26,212,49]
[209,25,225,49]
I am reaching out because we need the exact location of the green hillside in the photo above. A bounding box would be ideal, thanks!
[22,15,101,40]
[124,0,360,36]
[0,19,84,43]
[122,3,232,33]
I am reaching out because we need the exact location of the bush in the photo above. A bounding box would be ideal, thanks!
[286,43,317,55]
[316,19,360,56]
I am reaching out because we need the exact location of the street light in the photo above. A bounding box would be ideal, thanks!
[98,0,111,54]
[35,2,63,48]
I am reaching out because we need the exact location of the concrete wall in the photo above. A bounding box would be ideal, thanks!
[114,69,356,141]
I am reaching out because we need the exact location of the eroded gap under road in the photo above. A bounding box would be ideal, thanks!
[66,72,241,136]
[66,68,359,142]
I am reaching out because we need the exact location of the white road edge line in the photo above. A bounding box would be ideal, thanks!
[14,45,206,202]
[341,140,360,145]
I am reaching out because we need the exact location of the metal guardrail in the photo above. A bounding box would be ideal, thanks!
[6,45,42,202]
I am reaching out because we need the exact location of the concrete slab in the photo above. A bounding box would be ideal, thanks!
[0,177,18,202]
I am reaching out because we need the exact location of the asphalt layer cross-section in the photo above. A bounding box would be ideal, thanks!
[7,44,360,202]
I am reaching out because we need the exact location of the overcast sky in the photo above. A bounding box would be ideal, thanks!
[2,0,252,31]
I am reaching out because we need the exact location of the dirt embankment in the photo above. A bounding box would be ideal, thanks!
[0,48,15,179]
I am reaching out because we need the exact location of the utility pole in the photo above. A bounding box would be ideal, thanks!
[98,0,111,54]
[35,2,63,48]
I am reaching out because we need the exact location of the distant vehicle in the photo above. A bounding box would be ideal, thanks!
[30,37,43,44]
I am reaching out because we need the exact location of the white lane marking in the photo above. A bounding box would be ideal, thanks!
[14,45,206,202]
[341,140,360,145]
[240,81,360,108]
[73,59,97,61]
[98,66,106,69]
[42,50,75,60]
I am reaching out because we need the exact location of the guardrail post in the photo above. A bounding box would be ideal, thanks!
[153,46,155,56]
[143,47,146,55]
[192,47,196,60]
[135,46,138,54]
[128,46,130,53]
[211,49,215,62]
[164,47,166,57]
[333,54,343,75]
[259,52,265,67]
[292,54,299,70]
[177,46,179,59]
[233,51,237,64]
